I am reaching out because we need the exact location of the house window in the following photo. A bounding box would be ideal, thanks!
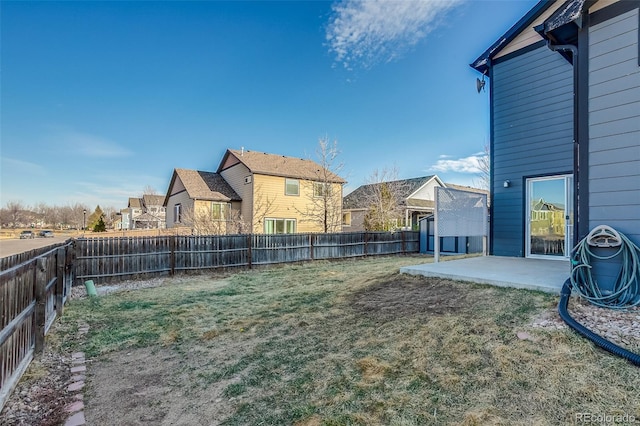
[314,182,328,197]
[285,179,299,196]
[211,202,226,220]
[174,204,182,223]
[264,218,296,234]
[342,212,351,226]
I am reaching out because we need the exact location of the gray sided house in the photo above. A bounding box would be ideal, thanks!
[343,175,446,232]
[471,0,639,264]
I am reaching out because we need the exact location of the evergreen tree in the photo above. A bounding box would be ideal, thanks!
[87,205,104,230]
[93,216,106,232]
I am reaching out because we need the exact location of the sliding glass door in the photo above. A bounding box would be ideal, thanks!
[526,175,573,258]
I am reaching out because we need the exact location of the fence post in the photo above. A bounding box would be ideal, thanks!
[170,235,176,276]
[247,234,252,269]
[55,247,65,316]
[34,257,47,353]
[401,231,406,254]
[67,241,76,290]
[309,234,314,260]
[364,232,369,256]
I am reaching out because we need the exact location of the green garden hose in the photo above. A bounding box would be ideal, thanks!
[569,226,640,309]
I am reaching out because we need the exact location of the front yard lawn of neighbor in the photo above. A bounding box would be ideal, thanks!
[55,256,639,425]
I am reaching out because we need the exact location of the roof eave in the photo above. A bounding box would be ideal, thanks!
[470,0,554,73]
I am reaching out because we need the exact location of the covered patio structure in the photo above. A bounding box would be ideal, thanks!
[400,256,570,294]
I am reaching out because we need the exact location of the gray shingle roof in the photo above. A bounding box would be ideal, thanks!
[128,197,142,208]
[174,168,241,202]
[443,183,489,196]
[221,149,346,184]
[343,176,435,209]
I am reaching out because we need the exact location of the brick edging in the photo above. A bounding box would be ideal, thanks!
[64,323,89,426]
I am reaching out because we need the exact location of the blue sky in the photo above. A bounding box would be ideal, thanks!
[1,0,537,209]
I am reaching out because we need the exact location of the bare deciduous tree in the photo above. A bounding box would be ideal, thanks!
[295,137,344,233]
[142,185,158,196]
[101,206,118,228]
[362,167,410,231]
[474,144,490,190]
[251,184,277,233]
[181,204,248,236]
[3,201,26,228]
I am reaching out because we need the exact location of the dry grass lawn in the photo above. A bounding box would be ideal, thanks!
[54,256,640,425]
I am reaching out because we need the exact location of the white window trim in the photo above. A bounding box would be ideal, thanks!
[174,204,182,223]
[285,178,299,196]
[264,218,297,234]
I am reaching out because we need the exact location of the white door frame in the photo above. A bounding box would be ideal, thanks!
[525,174,573,259]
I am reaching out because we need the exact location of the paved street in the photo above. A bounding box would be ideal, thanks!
[0,236,72,259]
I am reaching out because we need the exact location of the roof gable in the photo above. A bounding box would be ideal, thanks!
[218,149,346,184]
[167,168,241,204]
[471,0,601,73]
[471,0,555,73]
[128,197,142,208]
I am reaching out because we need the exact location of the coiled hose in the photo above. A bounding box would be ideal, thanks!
[558,226,640,366]
[569,227,640,309]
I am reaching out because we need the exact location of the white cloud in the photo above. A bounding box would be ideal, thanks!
[326,0,463,69]
[429,153,486,174]
[0,157,47,175]
[63,130,133,158]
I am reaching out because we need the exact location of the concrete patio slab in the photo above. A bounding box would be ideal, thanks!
[400,256,571,294]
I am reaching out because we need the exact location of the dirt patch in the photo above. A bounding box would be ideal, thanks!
[84,346,237,425]
[350,276,470,320]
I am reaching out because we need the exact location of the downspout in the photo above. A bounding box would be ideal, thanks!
[547,42,579,249]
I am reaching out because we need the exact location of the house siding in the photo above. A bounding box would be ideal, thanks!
[492,45,574,256]
[588,6,640,286]
[220,163,254,229]
[254,174,342,233]
[165,187,194,228]
[343,209,366,232]
[411,178,440,201]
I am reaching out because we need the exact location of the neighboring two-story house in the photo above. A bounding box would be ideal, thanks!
[164,149,346,234]
[121,195,167,229]
[124,197,144,229]
[132,195,167,229]
[114,209,130,230]
[471,0,639,266]
[217,149,346,234]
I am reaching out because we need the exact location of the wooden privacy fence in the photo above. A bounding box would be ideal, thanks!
[0,241,74,411]
[75,231,420,284]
